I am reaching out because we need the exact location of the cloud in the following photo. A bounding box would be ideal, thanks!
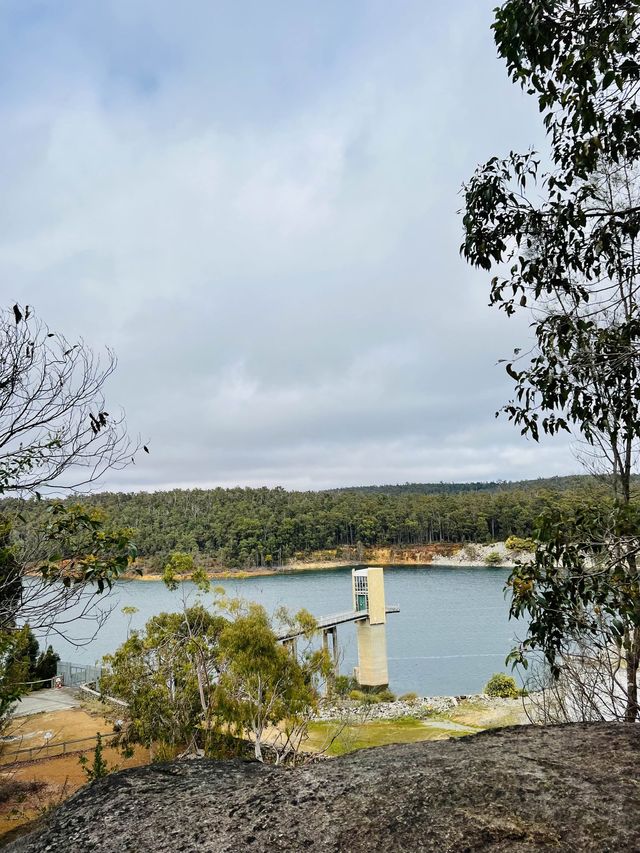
[0,0,574,490]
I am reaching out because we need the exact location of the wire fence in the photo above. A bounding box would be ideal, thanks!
[0,731,118,765]
[56,661,103,689]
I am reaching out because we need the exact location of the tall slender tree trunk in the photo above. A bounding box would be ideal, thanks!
[624,624,640,722]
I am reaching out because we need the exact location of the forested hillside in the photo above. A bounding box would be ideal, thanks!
[2,477,614,570]
[331,475,613,496]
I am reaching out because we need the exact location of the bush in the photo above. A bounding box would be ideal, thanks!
[376,689,396,702]
[349,685,396,703]
[462,544,480,561]
[78,733,114,782]
[484,550,503,565]
[505,536,535,553]
[485,673,519,699]
[334,675,356,697]
[349,689,381,704]
[399,692,418,703]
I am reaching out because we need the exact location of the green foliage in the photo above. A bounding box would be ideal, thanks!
[462,2,640,722]
[162,551,197,591]
[507,500,640,676]
[2,479,618,570]
[484,551,503,565]
[102,598,326,764]
[101,605,227,756]
[505,536,534,552]
[33,645,60,684]
[348,687,396,704]
[0,305,138,720]
[78,733,113,782]
[215,602,329,762]
[37,503,138,594]
[349,689,381,704]
[334,675,356,697]
[399,692,418,702]
[376,689,396,702]
[492,0,640,178]
[485,673,519,699]
[461,1,640,449]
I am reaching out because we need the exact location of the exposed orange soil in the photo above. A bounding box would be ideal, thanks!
[127,543,464,582]
[0,708,149,843]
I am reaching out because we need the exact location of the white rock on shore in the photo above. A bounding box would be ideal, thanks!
[315,693,511,722]
[431,541,518,568]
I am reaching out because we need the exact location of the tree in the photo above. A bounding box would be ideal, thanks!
[215,601,330,764]
[0,304,132,496]
[101,604,227,759]
[461,2,640,720]
[0,304,138,717]
[78,733,113,782]
[102,591,331,764]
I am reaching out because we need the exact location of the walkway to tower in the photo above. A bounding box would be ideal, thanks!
[276,605,400,642]
[278,605,400,683]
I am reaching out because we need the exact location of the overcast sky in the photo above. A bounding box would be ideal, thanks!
[0,1,576,492]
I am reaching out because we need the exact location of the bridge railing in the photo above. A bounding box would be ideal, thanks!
[277,604,400,640]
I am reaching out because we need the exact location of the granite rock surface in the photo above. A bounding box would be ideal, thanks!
[7,723,640,852]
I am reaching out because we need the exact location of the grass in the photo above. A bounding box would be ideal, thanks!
[305,698,528,757]
[445,699,527,730]
[306,717,470,756]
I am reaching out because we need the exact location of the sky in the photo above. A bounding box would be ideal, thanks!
[0,0,576,492]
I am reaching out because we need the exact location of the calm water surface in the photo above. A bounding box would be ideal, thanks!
[48,565,524,696]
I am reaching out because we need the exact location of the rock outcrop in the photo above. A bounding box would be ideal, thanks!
[8,723,640,852]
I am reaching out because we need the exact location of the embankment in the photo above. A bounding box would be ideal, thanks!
[130,541,521,581]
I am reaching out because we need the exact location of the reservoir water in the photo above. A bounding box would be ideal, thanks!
[48,565,524,696]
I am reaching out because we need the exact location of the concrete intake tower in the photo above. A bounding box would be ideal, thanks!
[352,567,389,689]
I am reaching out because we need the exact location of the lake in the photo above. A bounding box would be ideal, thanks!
[47,565,525,696]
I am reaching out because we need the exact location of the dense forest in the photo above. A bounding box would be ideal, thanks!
[1,476,619,570]
[329,475,615,496]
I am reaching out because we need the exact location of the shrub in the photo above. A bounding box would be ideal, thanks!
[505,536,535,553]
[462,544,480,561]
[349,689,383,704]
[78,733,114,782]
[334,675,356,697]
[376,689,396,702]
[485,673,519,699]
[399,692,418,703]
[34,646,60,684]
[484,550,503,565]
[349,685,396,703]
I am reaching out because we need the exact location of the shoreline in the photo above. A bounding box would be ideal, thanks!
[128,544,520,582]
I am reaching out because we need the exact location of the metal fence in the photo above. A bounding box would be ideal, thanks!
[0,731,118,765]
[56,661,103,689]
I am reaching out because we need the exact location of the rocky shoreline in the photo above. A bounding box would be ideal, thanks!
[128,541,524,582]
[316,693,520,721]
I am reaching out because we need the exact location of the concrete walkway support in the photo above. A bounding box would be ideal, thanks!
[322,626,339,695]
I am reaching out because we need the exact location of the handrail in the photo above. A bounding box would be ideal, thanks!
[0,731,119,765]
[277,604,400,640]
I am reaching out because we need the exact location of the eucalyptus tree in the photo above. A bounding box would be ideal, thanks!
[101,604,227,759]
[215,601,330,764]
[0,304,137,714]
[462,1,640,720]
[101,587,331,764]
